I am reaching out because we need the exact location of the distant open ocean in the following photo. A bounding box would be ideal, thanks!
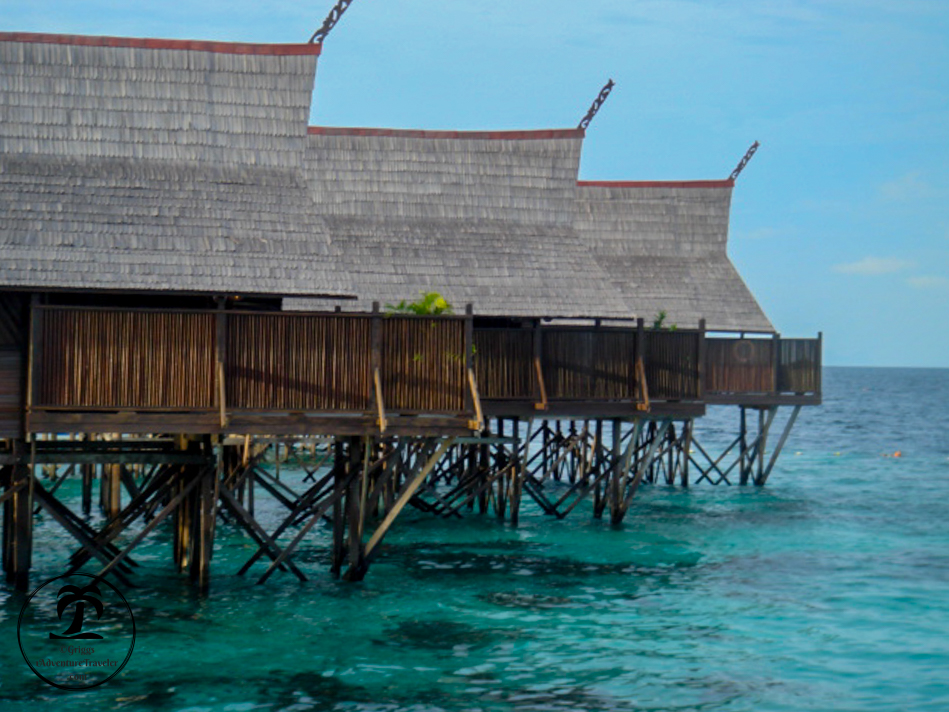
[2,366,948,711]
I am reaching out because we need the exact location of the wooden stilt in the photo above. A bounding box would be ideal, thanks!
[680,419,692,488]
[189,441,218,592]
[81,462,94,516]
[346,437,366,575]
[510,418,524,526]
[608,419,622,523]
[95,466,208,582]
[615,419,670,524]
[173,466,193,572]
[330,439,346,578]
[2,442,33,590]
[756,406,802,486]
[739,407,750,485]
[346,438,453,581]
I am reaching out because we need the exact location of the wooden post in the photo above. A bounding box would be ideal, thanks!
[817,332,823,397]
[510,417,523,526]
[495,419,506,519]
[464,304,474,415]
[680,419,692,488]
[608,419,622,524]
[25,296,42,435]
[636,318,645,369]
[106,464,122,520]
[346,438,365,572]
[100,462,116,518]
[173,465,192,572]
[697,319,707,401]
[739,407,750,485]
[190,451,217,593]
[246,456,255,517]
[466,443,478,511]
[330,438,346,578]
[371,303,387,433]
[772,332,781,396]
[593,419,604,518]
[81,433,95,516]
[216,303,228,431]
[757,407,777,484]
[478,422,490,514]
[2,442,33,590]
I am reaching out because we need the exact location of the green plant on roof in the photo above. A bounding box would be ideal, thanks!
[385,291,454,316]
[652,310,677,331]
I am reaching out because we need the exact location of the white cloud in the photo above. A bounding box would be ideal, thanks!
[833,256,914,275]
[907,275,949,289]
[879,172,936,202]
[739,227,779,241]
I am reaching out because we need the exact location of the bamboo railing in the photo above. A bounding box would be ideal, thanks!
[474,322,821,405]
[23,306,821,434]
[31,307,471,420]
[705,335,822,397]
[474,322,703,405]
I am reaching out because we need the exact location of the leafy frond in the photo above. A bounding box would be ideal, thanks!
[385,292,453,316]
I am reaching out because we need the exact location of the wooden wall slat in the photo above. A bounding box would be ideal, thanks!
[777,339,820,393]
[37,309,215,408]
[473,329,533,399]
[645,331,701,400]
[382,317,465,412]
[0,348,24,438]
[226,313,373,411]
[705,338,773,393]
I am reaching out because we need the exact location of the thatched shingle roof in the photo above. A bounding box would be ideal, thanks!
[0,33,353,298]
[0,32,775,330]
[289,127,630,318]
[575,181,773,331]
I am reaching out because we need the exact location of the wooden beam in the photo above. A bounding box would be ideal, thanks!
[255,466,357,584]
[94,466,206,581]
[362,438,454,560]
[757,405,802,485]
[622,419,671,512]
[533,357,549,411]
[468,368,484,431]
[373,368,387,433]
[218,484,307,581]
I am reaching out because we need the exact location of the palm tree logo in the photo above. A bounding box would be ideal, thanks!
[49,583,105,640]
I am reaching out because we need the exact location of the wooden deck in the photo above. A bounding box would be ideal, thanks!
[0,304,821,440]
[475,322,821,417]
[19,305,477,437]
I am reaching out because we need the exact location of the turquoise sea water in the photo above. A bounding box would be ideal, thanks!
[2,366,948,711]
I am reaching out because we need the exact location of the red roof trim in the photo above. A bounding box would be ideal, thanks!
[308,126,584,140]
[0,32,322,56]
[578,179,734,189]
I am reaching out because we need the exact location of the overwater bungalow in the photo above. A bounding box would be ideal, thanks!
[0,28,819,591]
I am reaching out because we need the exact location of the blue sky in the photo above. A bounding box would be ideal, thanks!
[4,1,948,366]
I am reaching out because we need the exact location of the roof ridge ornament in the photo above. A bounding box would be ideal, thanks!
[577,79,615,131]
[310,0,357,44]
[729,141,760,182]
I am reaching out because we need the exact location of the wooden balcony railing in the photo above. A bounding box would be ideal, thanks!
[28,306,473,433]
[474,321,703,406]
[474,323,821,409]
[704,334,822,403]
[16,305,822,436]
